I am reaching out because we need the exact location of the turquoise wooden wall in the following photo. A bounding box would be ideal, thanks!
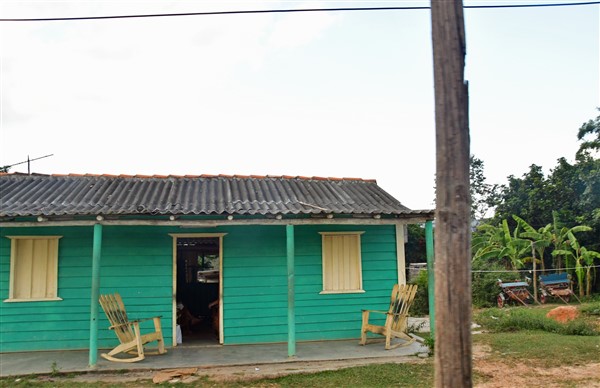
[0,225,174,352]
[223,224,398,344]
[1,223,399,351]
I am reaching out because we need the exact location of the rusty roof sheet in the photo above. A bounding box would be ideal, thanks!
[0,173,431,218]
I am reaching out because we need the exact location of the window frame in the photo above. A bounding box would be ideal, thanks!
[4,235,63,303]
[319,231,365,294]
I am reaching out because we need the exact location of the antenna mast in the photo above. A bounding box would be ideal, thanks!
[1,154,54,174]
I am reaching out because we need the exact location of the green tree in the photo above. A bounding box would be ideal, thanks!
[489,111,599,248]
[492,164,552,230]
[470,155,497,221]
[576,107,600,159]
[546,157,600,251]
[405,224,426,264]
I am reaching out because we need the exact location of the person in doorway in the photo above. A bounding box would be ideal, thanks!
[177,302,203,334]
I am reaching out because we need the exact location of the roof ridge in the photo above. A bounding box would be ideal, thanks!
[1,173,376,182]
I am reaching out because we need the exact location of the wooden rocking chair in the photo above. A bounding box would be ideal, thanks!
[359,284,418,350]
[99,292,167,363]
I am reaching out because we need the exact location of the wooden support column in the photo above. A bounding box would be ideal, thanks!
[286,224,296,357]
[89,223,103,368]
[395,224,407,285]
[431,0,472,386]
[425,220,435,337]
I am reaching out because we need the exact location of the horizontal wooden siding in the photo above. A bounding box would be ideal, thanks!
[0,226,173,352]
[222,225,288,344]
[294,225,398,341]
[221,224,398,344]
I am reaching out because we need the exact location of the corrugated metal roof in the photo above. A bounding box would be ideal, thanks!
[0,173,431,218]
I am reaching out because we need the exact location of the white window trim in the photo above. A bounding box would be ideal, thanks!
[319,231,365,294]
[4,236,63,303]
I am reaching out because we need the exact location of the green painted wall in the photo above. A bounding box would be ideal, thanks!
[0,225,175,352]
[1,223,399,351]
[223,224,398,344]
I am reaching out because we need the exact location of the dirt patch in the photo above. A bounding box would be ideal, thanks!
[472,343,600,387]
[475,359,600,387]
[546,306,579,323]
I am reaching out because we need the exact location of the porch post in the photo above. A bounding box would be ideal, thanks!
[89,223,103,368]
[286,224,296,357]
[425,220,435,336]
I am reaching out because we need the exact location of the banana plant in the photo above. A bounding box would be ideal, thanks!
[549,211,592,272]
[552,230,598,297]
[513,215,551,271]
[473,219,528,270]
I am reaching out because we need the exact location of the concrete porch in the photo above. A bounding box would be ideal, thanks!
[0,337,429,377]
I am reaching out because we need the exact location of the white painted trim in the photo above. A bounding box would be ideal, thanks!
[6,235,64,239]
[168,233,228,238]
[0,216,433,228]
[218,236,224,345]
[4,297,63,303]
[171,236,177,347]
[396,224,407,285]
[317,231,366,235]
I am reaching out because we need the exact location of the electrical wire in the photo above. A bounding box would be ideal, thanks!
[471,264,600,274]
[0,1,598,22]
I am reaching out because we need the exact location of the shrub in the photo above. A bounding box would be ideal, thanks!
[471,264,520,308]
[409,269,430,317]
[474,307,599,336]
[580,301,600,316]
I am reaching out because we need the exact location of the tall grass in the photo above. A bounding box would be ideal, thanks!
[475,306,599,336]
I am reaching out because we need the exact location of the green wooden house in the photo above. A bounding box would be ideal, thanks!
[0,173,433,364]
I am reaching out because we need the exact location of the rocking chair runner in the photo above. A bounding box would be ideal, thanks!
[359,284,418,350]
[99,293,167,363]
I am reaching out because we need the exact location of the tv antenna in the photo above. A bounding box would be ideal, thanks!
[0,154,54,174]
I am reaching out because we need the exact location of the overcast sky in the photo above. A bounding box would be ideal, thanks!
[1,1,598,210]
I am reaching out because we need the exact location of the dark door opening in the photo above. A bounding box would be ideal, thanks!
[176,237,220,345]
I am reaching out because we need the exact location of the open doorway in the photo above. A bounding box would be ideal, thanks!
[175,236,221,346]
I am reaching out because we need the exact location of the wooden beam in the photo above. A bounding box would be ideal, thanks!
[431,0,472,386]
[0,216,434,228]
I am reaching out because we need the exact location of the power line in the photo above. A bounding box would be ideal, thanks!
[471,264,600,273]
[1,2,598,22]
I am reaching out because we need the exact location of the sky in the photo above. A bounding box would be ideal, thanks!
[0,1,598,210]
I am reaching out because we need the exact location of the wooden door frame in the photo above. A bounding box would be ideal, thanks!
[169,233,227,346]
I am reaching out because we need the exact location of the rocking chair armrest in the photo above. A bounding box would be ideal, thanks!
[108,320,140,330]
[108,316,162,330]
[385,312,407,317]
[361,309,389,315]
[132,316,163,323]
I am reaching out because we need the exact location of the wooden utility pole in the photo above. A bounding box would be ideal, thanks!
[430,1,472,387]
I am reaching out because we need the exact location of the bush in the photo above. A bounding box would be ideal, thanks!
[471,264,520,308]
[409,269,430,316]
[580,301,600,316]
[474,307,599,336]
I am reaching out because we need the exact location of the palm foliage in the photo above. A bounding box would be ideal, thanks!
[473,220,529,270]
[553,230,600,297]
